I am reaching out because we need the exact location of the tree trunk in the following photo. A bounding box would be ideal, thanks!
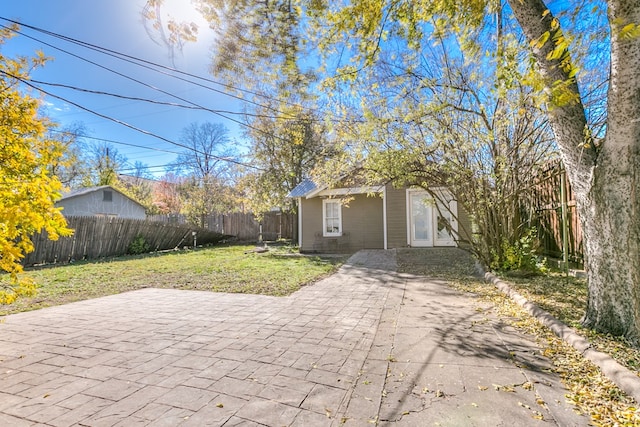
[509,0,640,343]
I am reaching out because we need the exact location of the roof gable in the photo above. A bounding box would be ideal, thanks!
[60,185,145,208]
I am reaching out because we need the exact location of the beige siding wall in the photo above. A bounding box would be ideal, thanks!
[344,194,384,250]
[300,194,384,253]
[300,197,323,252]
[385,185,408,249]
[299,185,474,252]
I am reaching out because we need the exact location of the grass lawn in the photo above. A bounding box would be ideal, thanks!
[397,248,640,427]
[0,244,347,316]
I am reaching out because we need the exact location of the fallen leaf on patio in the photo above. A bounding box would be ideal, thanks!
[478,385,488,391]
[216,403,224,408]
[471,402,478,407]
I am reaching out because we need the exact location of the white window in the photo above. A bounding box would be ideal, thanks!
[323,199,342,237]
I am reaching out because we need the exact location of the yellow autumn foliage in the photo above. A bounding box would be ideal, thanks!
[0,26,72,304]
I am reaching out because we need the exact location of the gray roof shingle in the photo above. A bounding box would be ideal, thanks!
[286,178,318,198]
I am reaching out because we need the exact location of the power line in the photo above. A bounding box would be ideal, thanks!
[28,77,297,121]
[2,69,264,171]
[0,17,360,125]
[0,24,261,132]
[0,21,317,145]
[48,129,253,160]
[0,18,298,117]
[48,129,182,156]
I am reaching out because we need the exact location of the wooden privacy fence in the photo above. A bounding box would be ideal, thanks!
[23,216,224,267]
[148,211,296,242]
[531,161,584,267]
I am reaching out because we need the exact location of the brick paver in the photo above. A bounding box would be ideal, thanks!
[0,250,396,426]
[0,249,588,426]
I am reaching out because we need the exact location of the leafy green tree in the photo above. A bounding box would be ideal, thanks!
[82,142,128,187]
[144,0,640,342]
[0,27,72,303]
[239,104,331,216]
[507,0,639,342]
[319,23,557,269]
[46,121,89,188]
[308,0,640,343]
[142,0,329,222]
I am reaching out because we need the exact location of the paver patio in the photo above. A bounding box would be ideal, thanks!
[0,249,587,426]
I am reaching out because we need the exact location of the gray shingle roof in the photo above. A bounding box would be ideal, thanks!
[286,178,318,198]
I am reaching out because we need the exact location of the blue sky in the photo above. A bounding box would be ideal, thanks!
[2,0,246,177]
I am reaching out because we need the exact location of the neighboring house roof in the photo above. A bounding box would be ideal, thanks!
[60,185,113,200]
[60,185,144,207]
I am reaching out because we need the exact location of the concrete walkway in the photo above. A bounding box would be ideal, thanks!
[0,250,587,426]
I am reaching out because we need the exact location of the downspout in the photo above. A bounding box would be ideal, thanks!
[383,186,388,250]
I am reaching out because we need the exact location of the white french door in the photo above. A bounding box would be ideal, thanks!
[409,192,433,247]
[408,191,457,247]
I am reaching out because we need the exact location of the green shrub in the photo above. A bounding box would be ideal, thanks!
[128,234,150,255]
[491,228,547,273]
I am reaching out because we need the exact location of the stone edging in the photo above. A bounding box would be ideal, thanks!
[485,271,640,404]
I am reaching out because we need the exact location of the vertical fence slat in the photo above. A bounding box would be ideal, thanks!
[532,161,584,266]
[23,212,294,267]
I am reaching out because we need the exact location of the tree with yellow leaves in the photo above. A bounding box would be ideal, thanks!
[0,26,72,304]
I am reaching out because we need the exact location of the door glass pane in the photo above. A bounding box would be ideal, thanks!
[411,195,431,241]
[436,203,452,241]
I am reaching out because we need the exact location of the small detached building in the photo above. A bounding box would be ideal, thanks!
[57,185,146,220]
[288,179,472,253]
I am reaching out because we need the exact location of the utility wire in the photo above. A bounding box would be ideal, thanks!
[2,69,264,171]
[48,129,182,156]
[29,78,297,121]
[0,23,270,134]
[1,22,317,145]
[0,17,360,125]
[0,18,298,117]
[48,129,253,160]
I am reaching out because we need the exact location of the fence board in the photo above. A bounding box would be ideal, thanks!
[147,211,295,241]
[23,216,224,267]
[531,161,584,266]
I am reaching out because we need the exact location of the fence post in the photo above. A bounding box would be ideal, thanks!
[560,168,569,274]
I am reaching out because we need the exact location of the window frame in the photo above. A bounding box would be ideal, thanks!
[322,199,343,237]
[103,190,113,202]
